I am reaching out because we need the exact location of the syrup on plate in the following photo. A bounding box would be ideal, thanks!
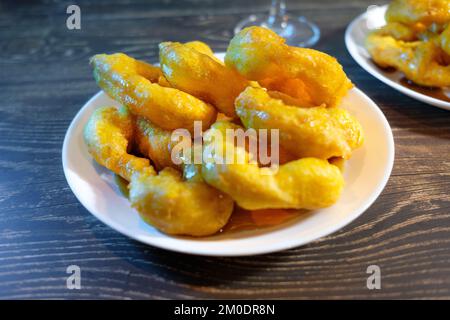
[399,78,450,103]
[221,207,304,234]
[377,64,450,103]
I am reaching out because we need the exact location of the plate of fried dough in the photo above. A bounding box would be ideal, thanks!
[63,26,394,256]
[346,1,450,110]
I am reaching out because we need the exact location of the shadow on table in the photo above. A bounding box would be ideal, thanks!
[97,234,299,298]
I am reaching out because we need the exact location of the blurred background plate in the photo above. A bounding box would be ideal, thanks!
[345,5,450,111]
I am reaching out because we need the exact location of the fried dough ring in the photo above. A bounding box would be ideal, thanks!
[184,41,223,64]
[376,22,419,41]
[201,121,344,210]
[134,117,181,171]
[130,166,233,237]
[386,0,450,27]
[84,106,152,181]
[366,29,450,87]
[441,24,450,56]
[235,87,364,160]
[225,26,353,107]
[159,41,249,117]
[84,106,233,236]
[90,53,217,133]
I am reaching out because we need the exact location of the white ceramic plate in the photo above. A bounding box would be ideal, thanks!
[345,5,450,111]
[62,53,394,256]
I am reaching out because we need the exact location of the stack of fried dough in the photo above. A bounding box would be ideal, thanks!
[366,0,450,88]
[84,26,364,237]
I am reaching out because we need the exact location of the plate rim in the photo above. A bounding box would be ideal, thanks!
[345,4,450,111]
[62,65,395,257]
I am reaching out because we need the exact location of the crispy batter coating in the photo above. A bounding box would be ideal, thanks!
[377,22,419,41]
[366,30,450,87]
[225,26,353,107]
[130,166,233,237]
[201,121,345,210]
[184,41,223,64]
[84,106,152,181]
[134,117,181,171]
[386,0,450,27]
[159,41,249,117]
[235,87,364,160]
[441,24,450,56]
[90,53,217,133]
[84,106,233,236]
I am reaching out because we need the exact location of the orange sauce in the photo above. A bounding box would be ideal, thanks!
[374,63,450,103]
[399,77,450,103]
[221,207,305,234]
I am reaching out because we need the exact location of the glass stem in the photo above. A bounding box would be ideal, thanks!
[267,0,287,27]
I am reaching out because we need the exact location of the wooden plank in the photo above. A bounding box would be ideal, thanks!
[0,0,449,299]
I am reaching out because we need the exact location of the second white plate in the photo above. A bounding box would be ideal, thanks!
[345,5,450,111]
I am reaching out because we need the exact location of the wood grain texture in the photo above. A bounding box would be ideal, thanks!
[0,0,449,299]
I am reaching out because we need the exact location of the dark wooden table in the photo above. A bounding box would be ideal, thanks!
[1,0,449,299]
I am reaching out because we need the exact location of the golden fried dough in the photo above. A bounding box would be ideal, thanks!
[376,22,419,41]
[201,121,344,210]
[91,53,217,133]
[386,0,450,27]
[130,165,233,237]
[225,26,353,107]
[85,31,367,237]
[84,106,233,236]
[134,117,182,171]
[366,31,450,87]
[159,41,249,117]
[84,106,152,181]
[441,24,450,56]
[235,87,364,160]
[184,41,223,64]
